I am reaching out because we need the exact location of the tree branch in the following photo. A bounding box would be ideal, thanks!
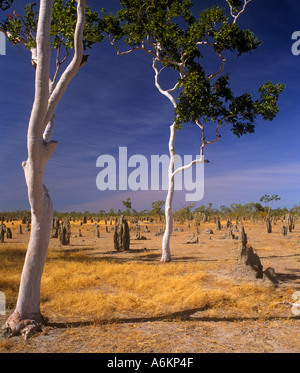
[196,40,227,81]
[172,156,205,179]
[227,0,253,23]
[0,24,38,67]
[43,0,87,129]
[170,119,210,179]
[152,58,177,108]
[43,115,55,143]
[0,25,27,45]
[195,120,206,156]
[27,0,52,147]
[208,49,226,80]
[104,34,144,56]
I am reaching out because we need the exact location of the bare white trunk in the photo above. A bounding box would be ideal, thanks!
[3,0,54,337]
[161,123,176,262]
[3,0,86,338]
[4,143,57,336]
[152,59,179,263]
[161,123,206,262]
[15,170,54,320]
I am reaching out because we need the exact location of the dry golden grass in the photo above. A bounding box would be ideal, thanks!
[0,244,26,308]
[41,252,209,319]
[1,218,300,353]
[0,242,288,323]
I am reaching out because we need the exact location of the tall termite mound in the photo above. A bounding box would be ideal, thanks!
[113,216,130,251]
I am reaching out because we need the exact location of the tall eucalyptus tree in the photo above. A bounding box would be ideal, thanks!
[102,0,284,262]
[1,0,102,337]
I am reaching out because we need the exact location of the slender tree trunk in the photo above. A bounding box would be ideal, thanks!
[3,0,56,337]
[14,181,54,321]
[3,0,86,338]
[4,146,56,336]
[161,123,176,262]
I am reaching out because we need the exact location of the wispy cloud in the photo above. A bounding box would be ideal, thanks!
[205,162,300,189]
[199,161,300,208]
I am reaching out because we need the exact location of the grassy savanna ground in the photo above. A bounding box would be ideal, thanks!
[0,217,300,352]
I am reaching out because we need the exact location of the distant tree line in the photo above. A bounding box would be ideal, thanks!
[1,195,299,222]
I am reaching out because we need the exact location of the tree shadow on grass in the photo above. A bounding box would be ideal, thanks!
[276,272,300,282]
[45,307,300,330]
[53,247,94,253]
[85,249,214,263]
[260,253,300,260]
[87,250,162,263]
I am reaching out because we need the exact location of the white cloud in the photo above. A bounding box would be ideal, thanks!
[205,162,300,190]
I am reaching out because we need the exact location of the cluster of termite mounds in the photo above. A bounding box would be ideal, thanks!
[51,214,153,251]
[246,213,294,238]
[0,216,30,243]
[0,213,298,283]
[50,216,108,245]
[183,213,297,283]
[108,212,296,285]
[49,215,139,250]
[50,214,149,251]
[264,213,295,236]
[51,217,71,245]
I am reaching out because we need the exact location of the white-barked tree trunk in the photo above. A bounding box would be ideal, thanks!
[3,0,87,338]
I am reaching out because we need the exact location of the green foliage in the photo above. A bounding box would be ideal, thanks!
[259,194,281,205]
[122,197,133,215]
[185,6,259,56]
[0,0,13,11]
[259,194,281,216]
[122,197,132,210]
[104,0,284,139]
[1,12,23,46]
[254,81,285,121]
[51,0,78,50]
[23,3,38,50]
[254,203,264,213]
[215,22,260,56]
[173,3,284,136]
[290,203,300,215]
[151,200,165,217]
[103,0,196,60]
[174,202,195,222]
[51,0,103,50]
[1,0,103,51]
[99,13,123,41]
[227,0,242,12]
[176,73,285,137]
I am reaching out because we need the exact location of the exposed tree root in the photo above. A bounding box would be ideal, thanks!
[2,311,46,340]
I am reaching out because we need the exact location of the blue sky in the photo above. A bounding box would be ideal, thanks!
[0,0,300,213]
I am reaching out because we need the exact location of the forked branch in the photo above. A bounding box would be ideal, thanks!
[27,0,52,148]
[152,58,178,108]
[44,0,87,129]
[227,0,253,23]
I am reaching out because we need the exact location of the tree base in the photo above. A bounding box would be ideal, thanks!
[160,255,172,263]
[2,311,45,340]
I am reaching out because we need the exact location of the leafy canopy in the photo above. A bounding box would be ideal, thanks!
[259,194,281,205]
[151,200,165,216]
[102,0,285,137]
[176,73,285,137]
[1,0,103,51]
